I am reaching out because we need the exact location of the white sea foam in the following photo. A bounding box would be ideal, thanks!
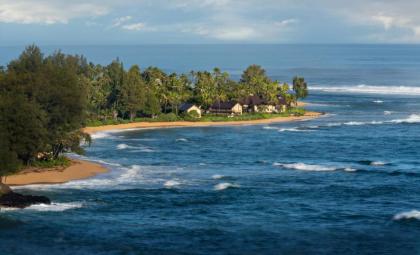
[311,85,420,95]
[344,167,357,172]
[214,182,239,191]
[164,180,181,188]
[264,126,311,132]
[274,162,338,172]
[117,143,155,152]
[278,128,310,132]
[212,174,224,180]
[263,126,278,130]
[176,138,188,142]
[27,202,83,212]
[384,111,394,115]
[373,100,384,104]
[1,202,83,212]
[118,165,142,181]
[390,114,420,124]
[393,210,420,221]
[117,143,130,150]
[370,161,387,166]
[91,132,111,139]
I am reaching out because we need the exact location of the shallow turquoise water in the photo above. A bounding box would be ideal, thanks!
[1,45,420,254]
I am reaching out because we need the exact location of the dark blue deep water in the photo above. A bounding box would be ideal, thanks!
[1,45,420,254]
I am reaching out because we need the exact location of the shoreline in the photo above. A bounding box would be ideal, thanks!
[84,111,323,134]
[4,159,108,186]
[7,110,322,187]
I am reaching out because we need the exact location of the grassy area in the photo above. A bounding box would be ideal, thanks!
[30,156,72,169]
[86,108,307,127]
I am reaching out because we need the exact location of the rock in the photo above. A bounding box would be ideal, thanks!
[0,183,12,195]
[0,192,51,209]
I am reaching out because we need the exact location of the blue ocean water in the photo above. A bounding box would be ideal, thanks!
[1,45,420,254]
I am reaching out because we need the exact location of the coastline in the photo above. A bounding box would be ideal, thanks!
[84,111,322,134]
[4,159,108,186]
[7,110,321,187]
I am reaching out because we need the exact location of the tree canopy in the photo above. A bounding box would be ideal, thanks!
[0,45,309,176]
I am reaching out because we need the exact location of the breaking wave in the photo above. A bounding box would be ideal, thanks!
[1,202,83,212]
[214,182,240,191]
[357,160,390,166]
[164,180,181,188]
[308,114,420,130]
[393,210,420,221]
[91,132,112,139]
[212,174,224,180]
[370,161,387,166]
[390,114,420,124]
[274,162,338,172]
[117,143,130,150]
[311,85,420,95]
[263,126,313,132]
[116,143,155,152]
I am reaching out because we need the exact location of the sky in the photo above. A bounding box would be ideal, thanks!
[1,0,420,45]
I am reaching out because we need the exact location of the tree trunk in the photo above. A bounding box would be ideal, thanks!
[130,111,136,121]
[0,177,12,195]
[113,110,118,120]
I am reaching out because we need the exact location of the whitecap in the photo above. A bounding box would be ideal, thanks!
[0,202,84,212]
[176,138,188,142]
[117,143,130,150]
[384,111,393,115]
[344,167,357,172]
[212,174,224,180]
[373,100,384,104]
[118,165,142,181]
[164,180,181,188]
[274,162,338,172]
[390,114,420,124]
[370,161,386,166]
[263,126,278,130]
[278,128,309,132]
[91,132,111,139]
[311,85,420,96]
[214,182,239,191]
[393,210,420,221]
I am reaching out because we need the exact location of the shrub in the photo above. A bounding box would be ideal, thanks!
[187,110,201,119]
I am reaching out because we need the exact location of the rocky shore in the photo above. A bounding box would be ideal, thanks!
[0,183,50,209]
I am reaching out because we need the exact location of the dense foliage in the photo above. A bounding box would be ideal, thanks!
[0,45,308,177]
[0,46,89,177]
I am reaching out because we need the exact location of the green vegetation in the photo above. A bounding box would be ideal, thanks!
[0,45,309,179]
[0,45,90,179]
[31,156,72,169]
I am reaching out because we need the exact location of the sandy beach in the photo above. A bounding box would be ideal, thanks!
[6,110,321,187]
[4,160,108,186]
[84,111,322,134]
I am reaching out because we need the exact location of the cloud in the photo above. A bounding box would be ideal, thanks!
[0,0,109,24]
[2,0,420,43]
[121,22,146,31]
[274,19,298,27]
[190,26,257,40]
[111,16,132,28]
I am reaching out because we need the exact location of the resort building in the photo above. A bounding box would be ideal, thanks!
[179,103,202,118]
[276,95,288,112]
[240,95,276,113]
[286,90,298,107]
[209,101,243,115]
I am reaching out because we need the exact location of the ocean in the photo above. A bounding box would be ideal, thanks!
[1,45,420,254]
